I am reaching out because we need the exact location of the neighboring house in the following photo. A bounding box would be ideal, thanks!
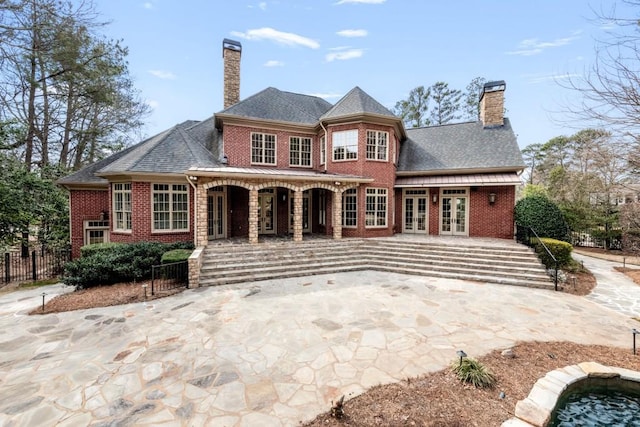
[58,39,525,259]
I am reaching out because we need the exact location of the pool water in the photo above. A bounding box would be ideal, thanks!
[550,390,640,426]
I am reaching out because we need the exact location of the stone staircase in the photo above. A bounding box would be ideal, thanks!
[199,237,553,289]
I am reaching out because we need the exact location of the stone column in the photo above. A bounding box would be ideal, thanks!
[293,190,303,242]
[196,183,208,247]
[249,189,259,244]
[332,190,342,240]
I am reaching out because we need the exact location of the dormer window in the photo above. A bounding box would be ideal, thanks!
[333,129,358,161]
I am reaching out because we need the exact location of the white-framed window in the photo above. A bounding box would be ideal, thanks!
[320,135,326,165]
[113,183,132,232]
[251,132,276,165]
[342,188,357,227]
[152,184,189,231]
[366,188,387,227]
[333,129,358,161]
[83,220,109,246]
[289,136,312,167]
[366,130,388,161]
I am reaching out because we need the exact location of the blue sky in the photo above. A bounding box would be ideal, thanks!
[94,0,630,149]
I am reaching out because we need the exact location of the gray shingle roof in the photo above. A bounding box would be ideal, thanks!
[218,87,333,125]
[398,118,525,172]
[321,86,396,120]
[58,119,220,185]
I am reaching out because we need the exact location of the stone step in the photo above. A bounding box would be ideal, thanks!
[198,238,553,289]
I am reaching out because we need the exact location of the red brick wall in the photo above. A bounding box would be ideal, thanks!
[468,186,516,239]
[69,189,110,258]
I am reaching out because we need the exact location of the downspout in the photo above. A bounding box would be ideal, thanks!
[186,175,198,247]
[320,120,328,173]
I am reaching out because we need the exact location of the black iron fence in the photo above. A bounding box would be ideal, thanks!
[151,261,188,295]
[515,224,559,291]
[570,230,622,250]
[1,247,71,285]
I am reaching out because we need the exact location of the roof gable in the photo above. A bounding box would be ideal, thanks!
[398,118,525,173]
[219,87,332,125]
[321,86,396,120]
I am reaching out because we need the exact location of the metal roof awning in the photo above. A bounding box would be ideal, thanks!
[395,172,521,188]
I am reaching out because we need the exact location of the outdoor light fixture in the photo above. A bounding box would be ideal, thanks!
[282,193,287,202]
[489,193,497,205]
[633,329,639,355]
[456,349,467,366]
[432,193,438,204]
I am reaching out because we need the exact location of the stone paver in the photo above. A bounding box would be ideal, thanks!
[574,253,640,318]
[0,267,637,426]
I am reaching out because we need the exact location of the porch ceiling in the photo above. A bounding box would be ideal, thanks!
[395,172,521,188]
[186,166,373,183]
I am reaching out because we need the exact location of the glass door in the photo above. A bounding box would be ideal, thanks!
[258,189,275,234]
[403,190,428,234]
[207,187,226,239]
[440,189,468,236]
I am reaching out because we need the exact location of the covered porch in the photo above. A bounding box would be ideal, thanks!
[186,166,372,246]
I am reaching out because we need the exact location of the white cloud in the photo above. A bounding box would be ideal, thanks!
[325,48,364,62]
[148,70,177,80]
[523,73,580,84]
[336,29,368,38]
[335,0,386,4]
[264,60,284,67]
[230,27,320,49]
[147,100,159,109]
[259,1,267,10]
[142,2,153,9]
[506,32,581,56]
[306,92,344,99]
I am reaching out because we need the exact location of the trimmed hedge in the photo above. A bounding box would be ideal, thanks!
[534,237,573,268]
[64,241,194,289]
[161,249,193,264]
[80,242,124,258]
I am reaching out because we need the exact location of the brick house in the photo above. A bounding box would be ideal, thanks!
[59,39,525,259]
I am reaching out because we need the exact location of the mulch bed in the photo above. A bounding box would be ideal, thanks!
[304,341,640,427]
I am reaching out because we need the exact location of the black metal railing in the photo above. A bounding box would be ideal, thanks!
[1,246,71,285]
[151,261,189,295]
[515,224,559,291]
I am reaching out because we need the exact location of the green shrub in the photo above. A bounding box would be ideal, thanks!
[451,358,496,388]
[161,249,193,264]
[64,240,194,289]
[515,196,570,241]
[535,238,573,268]
[80,242,124,258]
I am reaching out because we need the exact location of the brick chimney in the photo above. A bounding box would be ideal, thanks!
[222,39,242,109]
[479,80,505,127]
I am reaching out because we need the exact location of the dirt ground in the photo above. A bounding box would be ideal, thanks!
[23,262,638,425]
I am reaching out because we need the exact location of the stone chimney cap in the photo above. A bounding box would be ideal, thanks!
[222,39,242,55]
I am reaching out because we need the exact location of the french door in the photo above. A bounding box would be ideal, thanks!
[207,187,226,239]
[440,189,468,236]
[403,190,428,234]
[258,188,276,234]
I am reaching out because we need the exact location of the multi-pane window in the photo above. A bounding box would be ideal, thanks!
[84,220,109,246]
[289,136,312,167]
[333,129,358,161]
[342,188,357,227]
[366,188,387,227]
[113,183,132,231]
[251,132,276,165]
[320,135,326,165]
[318,190,326,226]
[153,184,189,231]
[366,130,388,161]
